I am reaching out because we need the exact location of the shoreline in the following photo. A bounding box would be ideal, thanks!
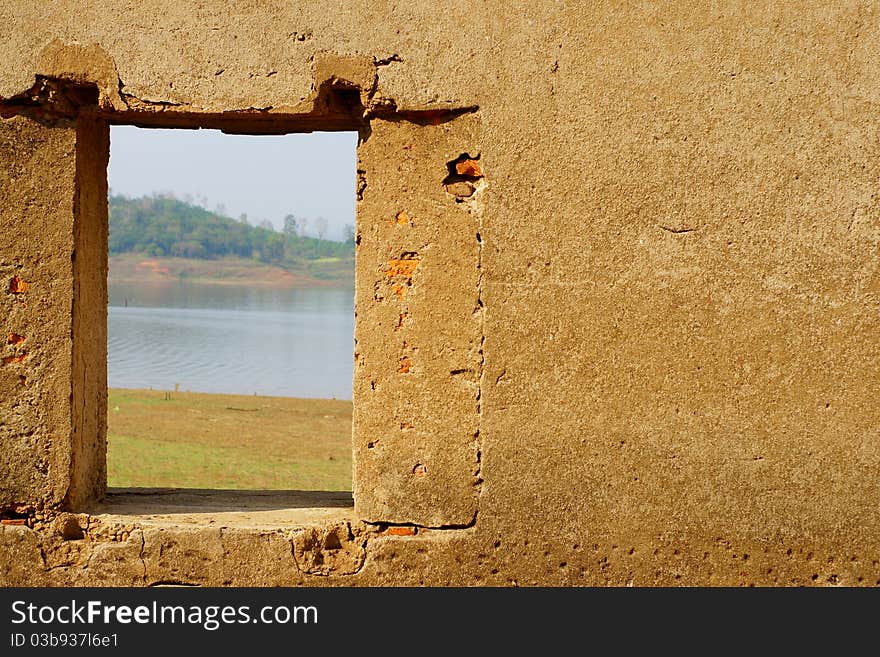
[109,253,354,289]
[108,387,353,403]
[108,276,352,288]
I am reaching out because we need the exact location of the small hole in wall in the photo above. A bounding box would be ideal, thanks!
[105,125,357,494]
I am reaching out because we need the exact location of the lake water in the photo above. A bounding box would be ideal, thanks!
[108,282,354,399]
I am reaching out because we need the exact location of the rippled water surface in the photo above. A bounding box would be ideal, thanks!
[108,282,354,399]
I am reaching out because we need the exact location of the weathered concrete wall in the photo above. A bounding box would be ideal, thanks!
[354,115,483,527]
[1,113,107,514]
[0,116,78,511]
[2,1,880,586]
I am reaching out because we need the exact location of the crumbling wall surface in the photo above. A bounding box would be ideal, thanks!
[3,1,880,585]
[0,114,107,517]
[354,115,484,528]
[0,116,78,512]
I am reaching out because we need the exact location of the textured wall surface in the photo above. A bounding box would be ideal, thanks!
[0,116,79,511]
[354,115,484,527]
[0,113,110,516]
[2,1,880,586]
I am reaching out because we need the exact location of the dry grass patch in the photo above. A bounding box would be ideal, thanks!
[107,388,351,491]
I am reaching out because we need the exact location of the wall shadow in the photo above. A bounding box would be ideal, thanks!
[96,487,353,515]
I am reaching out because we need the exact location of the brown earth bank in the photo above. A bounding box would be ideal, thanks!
[109,253,353,287]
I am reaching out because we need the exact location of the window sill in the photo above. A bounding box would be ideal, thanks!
[86,488,354,530]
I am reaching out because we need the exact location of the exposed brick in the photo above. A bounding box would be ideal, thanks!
[455,159,483,177]
[7,333,25,345]
[2,353,29,365]
[8,276,28,294]
[385,526,417,536]
[384,258,420,278]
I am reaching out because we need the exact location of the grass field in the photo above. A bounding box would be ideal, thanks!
[107,389,352,491]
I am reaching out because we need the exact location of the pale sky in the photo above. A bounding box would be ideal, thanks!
[108,126,358,241]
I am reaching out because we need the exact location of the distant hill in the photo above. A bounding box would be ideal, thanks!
[109,193,354,265]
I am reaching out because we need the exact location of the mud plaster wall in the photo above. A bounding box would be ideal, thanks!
[1,2,880,586]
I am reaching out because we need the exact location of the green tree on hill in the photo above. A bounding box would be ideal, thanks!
[109,194,353,268]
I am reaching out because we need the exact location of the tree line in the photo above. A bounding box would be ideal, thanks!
[109,193,354,264]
